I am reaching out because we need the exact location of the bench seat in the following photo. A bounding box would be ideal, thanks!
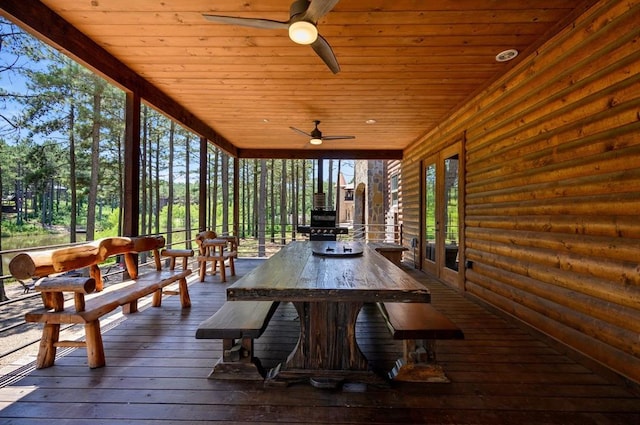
[378,302,464,382]
[196,301,279,380]
[26,270,191,325]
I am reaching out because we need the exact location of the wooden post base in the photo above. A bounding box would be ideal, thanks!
[388,359,450,383]
[388,339,450,383]
[207,357,266,381]
[265,363,389,388]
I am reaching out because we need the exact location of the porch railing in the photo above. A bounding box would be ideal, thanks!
[0,223,402,294]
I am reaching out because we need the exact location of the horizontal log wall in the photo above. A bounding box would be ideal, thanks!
[401,0,640,384]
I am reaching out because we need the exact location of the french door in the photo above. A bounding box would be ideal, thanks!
[422,142,464,289]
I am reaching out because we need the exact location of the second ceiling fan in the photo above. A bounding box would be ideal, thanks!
[202,0,341,74]
[290,120,355,145]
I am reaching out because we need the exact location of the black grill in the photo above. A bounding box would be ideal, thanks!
[298,210,348,241]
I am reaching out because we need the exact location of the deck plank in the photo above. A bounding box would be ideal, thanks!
[1,258,639,424]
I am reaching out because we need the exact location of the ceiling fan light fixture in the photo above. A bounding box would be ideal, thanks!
[289,21,318,45]
[309,137,323,145]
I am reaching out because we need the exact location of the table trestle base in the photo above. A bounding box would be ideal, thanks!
[265,363,389,388]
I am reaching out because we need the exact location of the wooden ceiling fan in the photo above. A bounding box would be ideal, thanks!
[203,0,341,74]
[290,120,355,145]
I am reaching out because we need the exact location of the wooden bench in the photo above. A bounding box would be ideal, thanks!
[369,242,408,267]
[377,302,464,382]
[196,300,279,380]
[9,236,194,369]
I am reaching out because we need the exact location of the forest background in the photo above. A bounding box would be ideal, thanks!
[0,17,354,300]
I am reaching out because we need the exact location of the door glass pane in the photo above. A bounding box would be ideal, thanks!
[444,154,459,271]
[424,163,436,262]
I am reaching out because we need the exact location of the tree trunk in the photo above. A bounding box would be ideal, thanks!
[69,104,77,242]
[258,159,267,257]
[117,132,123,236]
[141,107,148,239]
[147,130,153,237]
[0,156,6,302]
[301,160,307,225]
[336,160,342,225]
[280,159,287,245]
[327,159,334,211]
[270,159,275,243]
[221,153,229,235]
[184,136,192,243]
[167,121,175,246]
[86,82,103,241]
[154,134,160,235]
[292,161,298,241]
[252,160,258,238]
[212,149,219,231]
[241,159,247,238]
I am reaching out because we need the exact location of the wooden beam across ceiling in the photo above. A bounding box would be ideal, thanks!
[238,149,403,160]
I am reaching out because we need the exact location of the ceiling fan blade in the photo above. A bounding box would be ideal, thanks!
[290,126,312,137]
[311,34,340,74]
[322,135,355,140]
[202,14,289,30]
[302,0,340,22]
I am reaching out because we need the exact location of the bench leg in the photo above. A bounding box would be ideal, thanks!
[122,300,138,314]
[36,323,60,369]
[152,288,163,307]
[228,257,236,277]
[85,320,106,369]
[218,259,226,282]
[178,277,191,308]
[199,261,206,282]
[388,339,450,383]
[208,337,265,381]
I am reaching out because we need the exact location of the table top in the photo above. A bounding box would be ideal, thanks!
[227,241,430,303]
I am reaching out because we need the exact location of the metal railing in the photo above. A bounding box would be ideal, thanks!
[0,223,402,285]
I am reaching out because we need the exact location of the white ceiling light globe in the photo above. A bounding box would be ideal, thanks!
[289,21,318,45]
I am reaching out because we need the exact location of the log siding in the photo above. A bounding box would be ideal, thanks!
[400,0,640,384]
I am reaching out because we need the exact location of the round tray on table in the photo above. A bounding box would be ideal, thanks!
[311,241,363,257]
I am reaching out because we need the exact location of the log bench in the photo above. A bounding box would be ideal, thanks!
[377,302,464,382]
[9,236,193,369]
[196,300,280,380]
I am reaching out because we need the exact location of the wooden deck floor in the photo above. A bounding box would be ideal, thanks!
[1,258,639,424]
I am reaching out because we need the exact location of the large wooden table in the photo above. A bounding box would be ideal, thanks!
[226,241,431,385]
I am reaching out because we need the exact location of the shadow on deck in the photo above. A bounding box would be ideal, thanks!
[1,258,639,424]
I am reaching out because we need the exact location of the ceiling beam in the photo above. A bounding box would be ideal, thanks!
[238,149,403,160]
[0,0,238,156]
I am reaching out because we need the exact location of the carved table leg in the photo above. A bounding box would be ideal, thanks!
[267,301,383,387]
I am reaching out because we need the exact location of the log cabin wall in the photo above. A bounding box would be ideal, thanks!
[400,0,640,384]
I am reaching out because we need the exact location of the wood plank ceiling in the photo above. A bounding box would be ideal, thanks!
[13,0,594,158]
